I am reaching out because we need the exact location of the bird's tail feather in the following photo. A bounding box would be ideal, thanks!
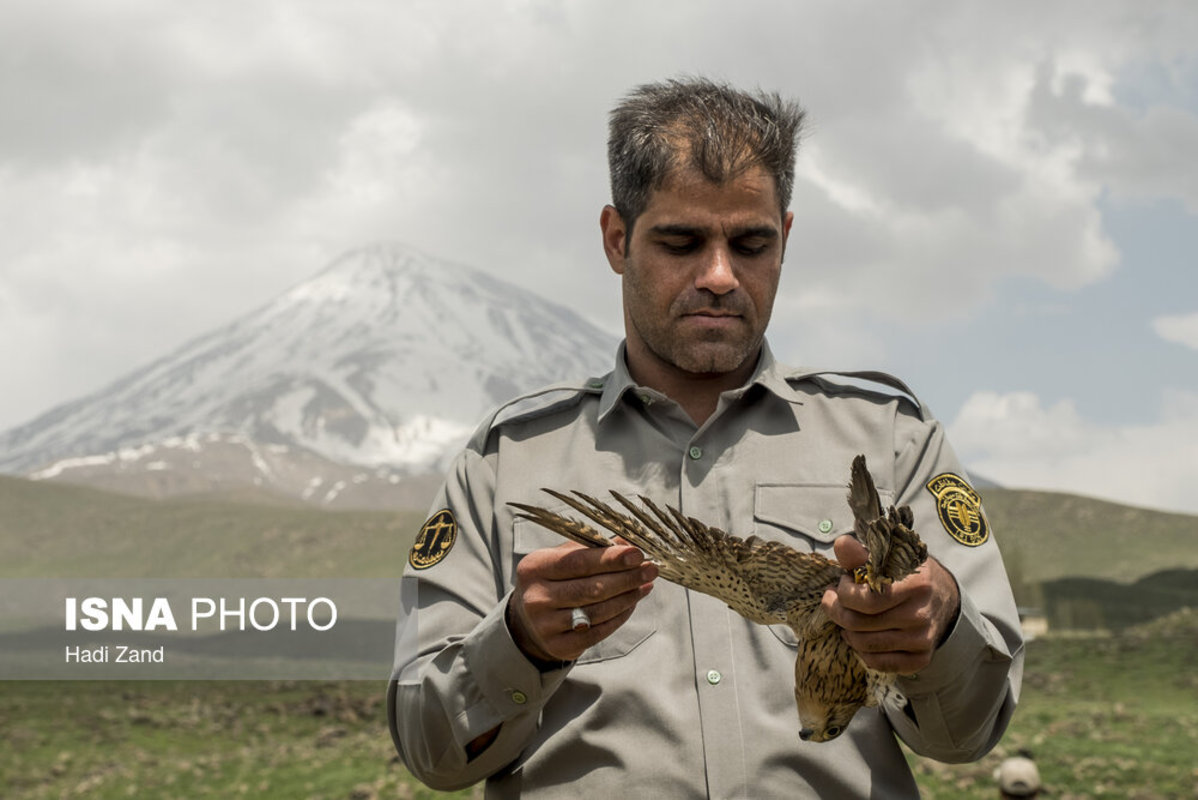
[847,455,883,536]
[847,455,928,591]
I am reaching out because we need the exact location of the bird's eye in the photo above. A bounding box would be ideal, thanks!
[825,726,842,739]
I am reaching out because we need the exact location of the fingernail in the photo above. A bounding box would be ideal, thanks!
[622,550,642,567]
[640,563,658,581]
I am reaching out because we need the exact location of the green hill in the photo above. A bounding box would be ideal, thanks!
[1,476,1195,587]
[979,487,1198,586]
[0,475,424,578]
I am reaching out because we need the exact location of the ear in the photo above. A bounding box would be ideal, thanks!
[781,210,794,260]
[600,205,629,275]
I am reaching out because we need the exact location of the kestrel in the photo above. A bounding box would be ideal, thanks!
[509,454,929,742]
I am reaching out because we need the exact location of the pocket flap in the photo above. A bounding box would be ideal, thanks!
[514,514,579,554]
[754,483,894,544]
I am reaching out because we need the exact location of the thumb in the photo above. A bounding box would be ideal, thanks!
[833,535,868,571]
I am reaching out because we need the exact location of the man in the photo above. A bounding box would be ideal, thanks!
[390,78,1023,798]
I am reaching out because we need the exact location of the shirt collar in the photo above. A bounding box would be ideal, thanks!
[747,340,806,405]
[596,339,804,424]
[596,342,639,423]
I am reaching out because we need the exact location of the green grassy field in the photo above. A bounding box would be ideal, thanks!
[0,679,472,799]
[2,622,1194,798]
[909,615,1198,799]
[1,475,1196,796]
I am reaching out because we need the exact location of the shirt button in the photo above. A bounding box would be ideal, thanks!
[818,519,833,534]
[706,669,722,685]
[510,690,528,705]
[688,446,703,460]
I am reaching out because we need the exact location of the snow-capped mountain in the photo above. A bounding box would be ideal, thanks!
[0,243,618,506]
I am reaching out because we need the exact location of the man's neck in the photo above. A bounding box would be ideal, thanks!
[626,348,761,426]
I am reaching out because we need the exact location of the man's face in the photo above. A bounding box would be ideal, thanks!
[601,166,793,384]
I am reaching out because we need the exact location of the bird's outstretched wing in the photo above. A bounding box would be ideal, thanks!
[511,489,844,628]
[512,456,931,745]
[847,454,928,591]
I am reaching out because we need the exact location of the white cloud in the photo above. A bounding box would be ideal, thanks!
[949,389,1198,514]
[291,99,444,239]
[1152,312,1198,350]
[0,0,1196,454]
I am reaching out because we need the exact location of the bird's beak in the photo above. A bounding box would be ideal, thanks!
[798,728,813,741]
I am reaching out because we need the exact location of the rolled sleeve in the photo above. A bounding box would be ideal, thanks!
[889,589,1023,762]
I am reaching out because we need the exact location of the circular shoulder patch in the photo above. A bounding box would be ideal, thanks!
[925,474,990,546]
[409,510,458,569]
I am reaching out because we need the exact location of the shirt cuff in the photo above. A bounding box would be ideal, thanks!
[899,589,991,694]
[461,593,572,726]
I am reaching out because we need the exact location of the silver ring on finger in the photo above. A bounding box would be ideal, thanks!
[569,606,591,632]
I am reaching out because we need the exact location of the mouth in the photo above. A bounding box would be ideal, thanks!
[683,309,742,321]
[682,310,743,329]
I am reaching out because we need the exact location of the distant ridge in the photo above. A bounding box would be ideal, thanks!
[979,486,1198,587]
[1,475,1194,587]
[969,472,1001,490]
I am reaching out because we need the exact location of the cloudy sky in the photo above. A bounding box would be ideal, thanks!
[2,1,1196,514]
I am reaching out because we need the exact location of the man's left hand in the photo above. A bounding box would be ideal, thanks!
[821,535,960,674]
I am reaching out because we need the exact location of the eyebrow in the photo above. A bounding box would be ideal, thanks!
[648,223,780,240]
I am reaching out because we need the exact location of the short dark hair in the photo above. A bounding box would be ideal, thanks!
[607,77,806,228]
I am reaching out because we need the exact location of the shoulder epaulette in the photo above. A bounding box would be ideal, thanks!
[466,377,607,452]
[786,368,931,421]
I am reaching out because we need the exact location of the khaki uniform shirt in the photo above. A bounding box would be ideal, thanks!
[390,342,1023,799]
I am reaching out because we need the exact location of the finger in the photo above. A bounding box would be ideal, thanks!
[833,534,868,571]
[850,647,934,675]
[513,558,652,634]
[567,581,654,631]
[554,561,657,608]
[539,583,654,661]
[530,542,645,581]
[840,622,937,673]
[846,625,936,652]
[544,605,637,661]
[826,572,906,617]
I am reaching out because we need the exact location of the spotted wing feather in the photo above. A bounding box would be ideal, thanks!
[512,490,844,627]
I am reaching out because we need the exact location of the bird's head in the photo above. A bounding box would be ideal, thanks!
[793,625,870,743]
[795,698,860,743]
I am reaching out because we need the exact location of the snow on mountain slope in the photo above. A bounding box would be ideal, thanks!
[0,243,618,501]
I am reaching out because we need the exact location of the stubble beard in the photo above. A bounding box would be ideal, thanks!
[670,333,758,376]
[633,309,767,378]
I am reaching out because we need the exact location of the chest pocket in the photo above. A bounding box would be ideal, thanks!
[752,482,896,647]
[753,482,896,547]
[513,514,658,665]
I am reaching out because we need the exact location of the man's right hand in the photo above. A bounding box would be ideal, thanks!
[507,542,657,663]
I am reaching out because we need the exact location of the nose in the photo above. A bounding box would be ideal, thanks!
[694,245,738,295]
